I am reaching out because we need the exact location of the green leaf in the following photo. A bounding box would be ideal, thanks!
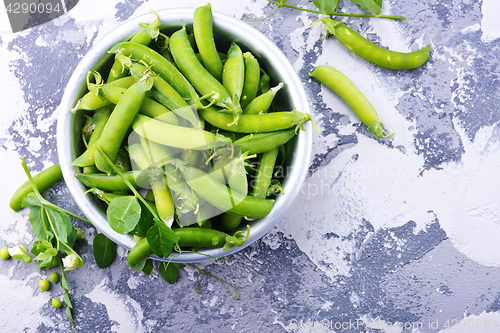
[63,291,72,309]
[34,248,58,261]
[61,275,69,290]
[29,206,51,241]
[37,256,59,269]
[131,201,155,238]
[107,196,141,234]
[92,233,117,268]
[46,210,69,244]
[65,306,73,320]
[159,262,179,284]
[350,0,382,15]
[21,192,44,208]
[155,218,179,244]
[142,259,154,276]
[312,0,338,15]
[146,224,175,258]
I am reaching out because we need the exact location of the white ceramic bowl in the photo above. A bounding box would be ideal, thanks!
[57,8,312,262]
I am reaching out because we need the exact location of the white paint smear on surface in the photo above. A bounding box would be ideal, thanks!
[282,10,500,279]
[481,0,500,42]
[439,311,500,332]
[86,278,145,333]
[0,273,54,332]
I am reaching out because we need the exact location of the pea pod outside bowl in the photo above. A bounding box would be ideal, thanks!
[57,8,313,263]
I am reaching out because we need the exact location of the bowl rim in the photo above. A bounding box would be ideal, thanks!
[57,8,313,263]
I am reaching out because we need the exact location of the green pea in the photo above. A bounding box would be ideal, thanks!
[0,246,10,260]
[73,75,135,112]
[52,298,63,309]
[39,279,50,293]
[49,272,59,284]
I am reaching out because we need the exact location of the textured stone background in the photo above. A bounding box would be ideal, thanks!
[1,0,500,332]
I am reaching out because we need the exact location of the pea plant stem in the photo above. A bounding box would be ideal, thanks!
[267,0,407,20]
[94,146,161,221]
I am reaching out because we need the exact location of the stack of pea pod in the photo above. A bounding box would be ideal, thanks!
[70,4,316,267]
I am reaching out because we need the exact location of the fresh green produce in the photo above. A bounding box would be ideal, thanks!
[313,17,430,70]
[50,272,59,283]
[0,245,10,260]
[39,279,50,293]
[193,3,223,81]
[52,298,63,309]
[8,159,91,332]
[310,65,393,138]
[72,1,313,269]
[9,164,63,212]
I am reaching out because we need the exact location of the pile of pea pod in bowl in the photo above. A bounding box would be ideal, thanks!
[57,4,314,265]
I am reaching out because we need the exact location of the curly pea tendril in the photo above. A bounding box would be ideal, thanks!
[188,263,242,300]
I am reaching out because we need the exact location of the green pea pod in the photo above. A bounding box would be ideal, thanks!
[313,17,430,70]
[219,213,243,232]
[193,2,223,81]
[72,75,135,112]
[243,83,283,115]
[234,129,296,155]
[310,65,393,139]
[252,147,280,199]
[97,85,179,125]
[107,10,161,83]
[169,27,242,119]
[241,52,261,109]
[199,106,314,133]
[10,164,62,212]
[132,114,231,150]
[128,143,175,226]
[218,154,249,232]
[222,42,245,104]
[128,237,153,269]
[72,105,113,167]
[138,137,200,214]
[127,63,200,128]
[94,75,155,174]
[108,41,201,107]
[87,188,127,205]
[179,162,246,212]
[76,171,141,192]
[179,162,273,218]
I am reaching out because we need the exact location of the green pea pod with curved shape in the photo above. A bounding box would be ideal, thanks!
[310,65,393,138]
[313,17,430,70]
